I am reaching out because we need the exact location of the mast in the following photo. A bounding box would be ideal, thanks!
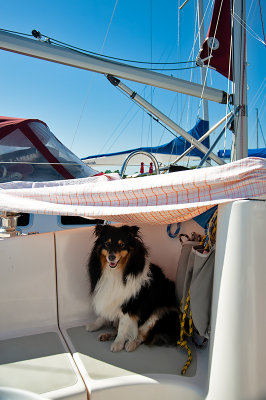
[232,0,248,160]
[196,0,248,160]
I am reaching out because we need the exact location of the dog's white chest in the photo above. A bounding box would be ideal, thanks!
[92,267,149,321]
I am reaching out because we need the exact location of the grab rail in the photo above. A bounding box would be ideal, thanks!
[120,151,160,178]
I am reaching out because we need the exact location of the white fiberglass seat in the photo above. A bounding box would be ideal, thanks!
[0,232,86,400]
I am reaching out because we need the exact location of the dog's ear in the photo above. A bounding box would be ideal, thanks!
[94,224,107,237]
[123,225,139,237]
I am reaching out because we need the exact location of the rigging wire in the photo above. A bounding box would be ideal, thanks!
[258,0,266,47]
[258,118,266,146]
[250,95,266,131]
[98,43,193,155]
[232,12,266,46]
[247,0,257,30]
[186,0,214,68]
[99,35,182,156]
[97,90,143,154]
[103,86,161,155]
[249,77,266,110]
[49,40,196,66]
[0,28,198,71]
[1,4,263,162]
[99,1,198,158]
[115,86,185,144]
[251,107,266,147]
[194,0,222,146]
[257,95,266,127]
[198,0,225,112]
[70,0,118,151]
[186,0,204,167]
[185,0,198,168]
[247,0,256,19]
[195,0,234,161]
[178,0,213,130]
[147,3,188,161]
[150,0,153,149]
[47,40,198,70]
[157,96,179,164]
[177,0,181,140]
[0,27,196,66]
[102,0,119,49]
[0,28,32,38]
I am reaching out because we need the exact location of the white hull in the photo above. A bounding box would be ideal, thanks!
[84,152,199,167]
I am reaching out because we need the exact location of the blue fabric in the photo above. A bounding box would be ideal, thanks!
[193,206,217,229]
[218,148,266,159]
[82,119,210,160]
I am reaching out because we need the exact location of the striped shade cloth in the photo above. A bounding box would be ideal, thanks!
[0,158,265,225]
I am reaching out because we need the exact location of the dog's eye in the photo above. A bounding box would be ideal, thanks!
[119,242,126,250]
[104,241,111,249]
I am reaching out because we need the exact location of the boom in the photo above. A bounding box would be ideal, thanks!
[0,30,229,104]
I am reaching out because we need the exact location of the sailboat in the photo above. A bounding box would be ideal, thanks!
[0,0,265,399]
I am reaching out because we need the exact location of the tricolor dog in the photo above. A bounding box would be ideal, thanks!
[86,224,180,352]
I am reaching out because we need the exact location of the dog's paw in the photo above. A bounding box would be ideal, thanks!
[110,341,124,352]
[98,332,115,342]
[125,339,140,352]
[85,322,100,332]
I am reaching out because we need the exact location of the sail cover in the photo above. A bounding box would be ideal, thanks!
[196,0,232,80]
[82,119,209,166]
[218,148,266,159]
[0,116,98,183]
[0,158,265,225]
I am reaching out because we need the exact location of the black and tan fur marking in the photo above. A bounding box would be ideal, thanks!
[86,224,180,352]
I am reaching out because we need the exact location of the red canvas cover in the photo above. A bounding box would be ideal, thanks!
[0,116,97,182]
[0,117,48,145]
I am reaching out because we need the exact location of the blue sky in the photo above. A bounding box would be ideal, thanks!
[1,0,265,168]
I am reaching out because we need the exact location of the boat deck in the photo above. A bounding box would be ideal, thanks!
[0,200,265,400]
[66,326,197,378]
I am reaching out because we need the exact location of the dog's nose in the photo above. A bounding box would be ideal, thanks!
[108,254,116,261]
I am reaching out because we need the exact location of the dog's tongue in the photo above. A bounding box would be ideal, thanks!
[109,261,117,268]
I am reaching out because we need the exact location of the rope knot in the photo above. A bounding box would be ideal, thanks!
[177,340,188,348]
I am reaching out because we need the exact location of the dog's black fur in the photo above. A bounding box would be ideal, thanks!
[87,224,180,351]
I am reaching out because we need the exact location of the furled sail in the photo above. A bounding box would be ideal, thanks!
[196,0,232,80]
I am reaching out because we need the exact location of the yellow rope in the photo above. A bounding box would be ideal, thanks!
[200,209,218,251]
[177,289,193,375]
